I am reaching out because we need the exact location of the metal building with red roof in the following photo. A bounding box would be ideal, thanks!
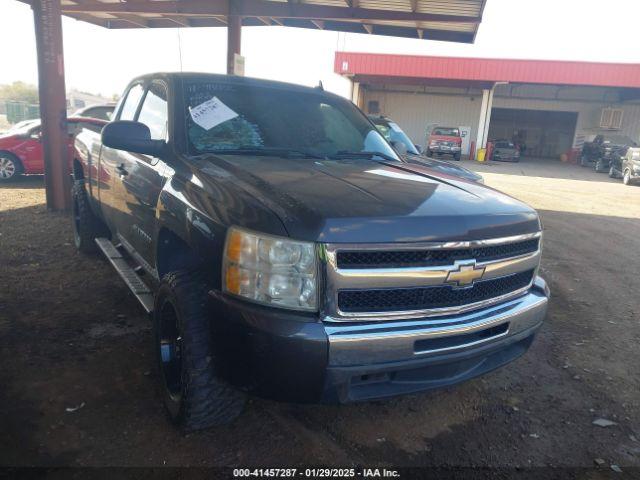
[335,52,640,160]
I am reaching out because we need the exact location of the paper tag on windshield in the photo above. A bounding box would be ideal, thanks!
[388,122,402,132]
[189,97,238,130]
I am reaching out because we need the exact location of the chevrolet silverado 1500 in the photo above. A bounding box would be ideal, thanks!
[73,73,549,431]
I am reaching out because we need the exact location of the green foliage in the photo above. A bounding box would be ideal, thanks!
[0,81,39,104]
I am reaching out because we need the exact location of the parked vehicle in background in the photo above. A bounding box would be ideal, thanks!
[594,135,636,173]
[491,140,520,162]
[73,72,548,430]
[427,126,462,161]
[5,119,40,133]
[369,115,483,183]
[610,147,640,185]
[579,135,600,167]
[0,117,106,181]
[580,134,637,171]
[73,103,116,121]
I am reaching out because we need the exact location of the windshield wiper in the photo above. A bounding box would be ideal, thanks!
[328,150,399,163]
[212,146,324,159]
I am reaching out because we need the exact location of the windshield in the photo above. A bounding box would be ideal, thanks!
[432,127,460,137]
[495,141,515,148]
[370,118,419,155]
[5,120,39,135]
[183,80,398,160]
[76,106,114,121]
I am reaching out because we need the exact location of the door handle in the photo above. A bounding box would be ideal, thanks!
[116,164,128,176]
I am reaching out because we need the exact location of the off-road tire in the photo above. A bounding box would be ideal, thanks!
[72,181,106,253]
[0,152,22,181]
[154,271,246,431]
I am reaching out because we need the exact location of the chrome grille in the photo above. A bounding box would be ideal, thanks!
[338,270,534,313]
[321,232,542,322]
[337,238,539,269]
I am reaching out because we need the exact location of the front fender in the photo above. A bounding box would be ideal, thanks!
[156,162,288,290]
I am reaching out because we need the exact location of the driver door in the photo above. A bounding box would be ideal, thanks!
[111,80,170,269]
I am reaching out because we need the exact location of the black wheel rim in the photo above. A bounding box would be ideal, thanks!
[158,300,183,401]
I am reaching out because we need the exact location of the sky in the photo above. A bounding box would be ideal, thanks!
[2,0,640,100]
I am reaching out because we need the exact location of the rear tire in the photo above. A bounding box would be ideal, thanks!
[72,181,107,253]
[154,271,246,431]
[0,153,22,181]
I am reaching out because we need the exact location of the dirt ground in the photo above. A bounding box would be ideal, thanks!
[1,158,639,474]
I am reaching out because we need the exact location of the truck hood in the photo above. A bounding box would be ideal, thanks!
[198,154,540,243]
[404,153,483,183]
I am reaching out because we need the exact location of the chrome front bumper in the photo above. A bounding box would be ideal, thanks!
[326,276,549,367]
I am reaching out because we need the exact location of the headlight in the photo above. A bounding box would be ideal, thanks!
[223,227,318,311]
[429,141,438,146]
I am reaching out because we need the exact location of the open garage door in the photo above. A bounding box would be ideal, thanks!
[488,108,577,159]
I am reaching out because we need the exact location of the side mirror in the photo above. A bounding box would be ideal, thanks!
[102,120,165,157]
[414,144,423,154]
[391,140,407,155]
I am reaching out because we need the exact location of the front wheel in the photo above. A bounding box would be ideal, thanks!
[72,181,107,253]
[154,271,246,431]
[453,153,461,161]
[0,153,22,181]
[623,169,633,186]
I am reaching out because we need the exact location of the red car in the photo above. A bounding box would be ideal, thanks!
[0,117,107,181]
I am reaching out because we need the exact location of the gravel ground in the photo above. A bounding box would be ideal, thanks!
[1,158,639,474]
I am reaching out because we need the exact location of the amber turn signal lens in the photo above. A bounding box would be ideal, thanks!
[225,265,241,294]
[226,229,243,263]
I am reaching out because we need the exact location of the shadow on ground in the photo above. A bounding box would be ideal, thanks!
[0,187,639,469]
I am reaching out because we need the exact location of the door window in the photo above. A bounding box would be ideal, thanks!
[119,84,145,121]
[137,82,169,141]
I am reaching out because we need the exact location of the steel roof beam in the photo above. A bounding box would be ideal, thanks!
[60,0,481,24]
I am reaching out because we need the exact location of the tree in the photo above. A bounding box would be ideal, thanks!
[0,82,39,104]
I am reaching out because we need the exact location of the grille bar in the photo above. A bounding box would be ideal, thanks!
[337,238,539,269]
[337,270,534,314]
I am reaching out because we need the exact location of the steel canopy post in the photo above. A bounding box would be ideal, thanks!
[227,14,242,75]
[32,0,71,211]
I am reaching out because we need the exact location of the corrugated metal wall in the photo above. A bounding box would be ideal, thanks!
[363,83,640,153]
[493,94,640,146]
[363,88,482,149]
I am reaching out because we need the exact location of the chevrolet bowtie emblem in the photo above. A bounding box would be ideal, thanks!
[445,262,486,287]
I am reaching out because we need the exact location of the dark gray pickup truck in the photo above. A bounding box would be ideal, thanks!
[73,73,549,431]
